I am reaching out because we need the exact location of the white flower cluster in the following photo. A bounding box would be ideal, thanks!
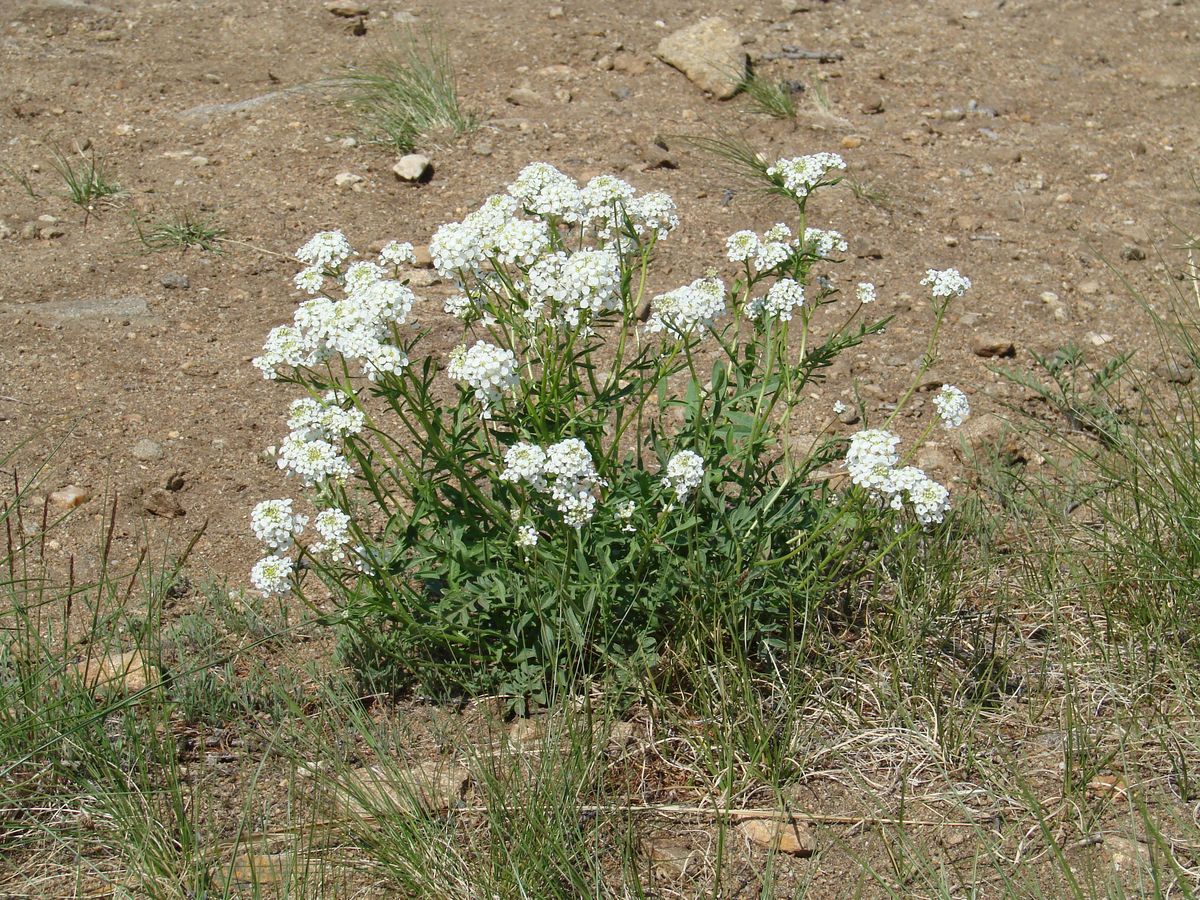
[312,508,352,560]
[724,223,799,272]
[255,233,417,382]
[766,153,846,197]
[856,282,877,304]
[921,268,972,299]
[447,341,519,416]
[803,227,848,258]
[746,277,805,323]
[528,248,622,329]
[662,450,705,505]
[277,433,354,484]
[933,385,970,429]
[379,240,416,267]
[296,230,352,269]
[287,393,365,442]
[509,162,585,222]
[251,499,308,552]
[501,438,605,527]
[251,554,293,597]
[845,429,950,525]
[646,277,727,339]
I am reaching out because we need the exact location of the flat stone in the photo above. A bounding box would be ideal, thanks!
[506,87,547,107]
[336,761,469,817]
[644,836,703,879]
[324,0,368,15]
[11,296,153,326]
[334,171,365,190]
[738,818,815,856]
[132,438,165,461]
[49,485,90,509]
[176,90,294,121]
[392,154,432,182]
[230,853,289,886]
[655,18,746,99]
[159,272,190,290]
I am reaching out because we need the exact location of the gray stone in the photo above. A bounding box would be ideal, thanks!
[132,439,165,462]
[159,272,190,290]
[655,18,746,99]
[392,154,432,182]
[10,296,152,326]
[176,90,295,121]
[334,171,365,190]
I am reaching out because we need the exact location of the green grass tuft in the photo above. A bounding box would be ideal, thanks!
[133,207,228,254]
[337,28,477,152]
[48,143,124,220]
[739,70,798,119]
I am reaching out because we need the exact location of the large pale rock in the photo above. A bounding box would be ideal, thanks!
[655,19,745,99]
[70,649,159,697]
[738,817,816,856]
[336,761,469,817]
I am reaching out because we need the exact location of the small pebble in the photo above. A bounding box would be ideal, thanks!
[132,438,165,461]
[972,334,1016,358]
[392,154,432,182]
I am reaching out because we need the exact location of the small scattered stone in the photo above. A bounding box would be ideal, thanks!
[837,405,860,425]
[39,226,66,239]
[644,837,703,879]
[143,488,185,518]
[338,136,358,148]
[49,485,90,510]
[506,87,547,107]
[655,18,746,99]
[1054,192,1073,204]
[972,334,1016,358]
[472,140,494,156]
[958,312,981,327]
[738,818,815,857]
[1103,835,1151,873]
[547,4,563,17]
[201,73,222,85]
[860,96,884,114]
[159,272,190,290]
[392,154,432,182]
[334,171,365,190]
[554,87,572,103]
[941,107,965,121]
[1078,280,1100,296]
[189,156,210,167]
[411,244,433,268]
[132,438,165,461]
[1039,291,1060,304]
[1086,774,1129,800]
[1086,332,1114,347]
[1121,244,1146,261]
[841,135,864,149]
[19,223,38,241]
[324,0,368,16]
[642,141,678,170]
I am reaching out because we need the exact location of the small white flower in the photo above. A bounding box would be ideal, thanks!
[725,230,761,263]
[754,241,792,271]
[766,153,846,197]
[251,554,294,597]
[845,429,901,493]
[515,523,539,549]
[429,220,485,276]
[803,227,848,258]
[507,162,584,222]
[616,500,637,532]
[646,277,726,339]
[921,268,972,298]
[933,385,970,429]
[343,260,385,294]
[251,499,307,551]
[446,341,520,415]
[311,508,352,559]
[277,434,353,484]
[833,400,847,415]
[501,441,549,490]
[627,191,679,240]
[293,267,325,295]
[856,282,877,304]
[296,231,352,269]
[662,450,704,504]
[747,278,805,322]
[379,240,416,267]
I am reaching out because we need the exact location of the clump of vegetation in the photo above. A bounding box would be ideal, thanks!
[48,143,124,221]
[133,207,227,254]
[739,69,798,119]
[247,151,973,709]
[338,28,477,152]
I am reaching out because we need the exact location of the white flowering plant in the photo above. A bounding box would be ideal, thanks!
[248,156,972,707]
